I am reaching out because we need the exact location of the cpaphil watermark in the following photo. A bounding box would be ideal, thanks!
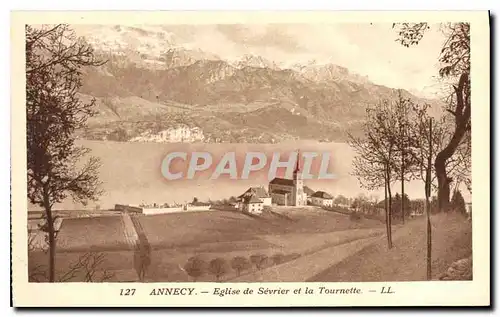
[160,151,336,181]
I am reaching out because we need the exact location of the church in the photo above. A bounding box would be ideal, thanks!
[268,152,307,206]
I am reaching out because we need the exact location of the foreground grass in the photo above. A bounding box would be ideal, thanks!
[308,212,472,282]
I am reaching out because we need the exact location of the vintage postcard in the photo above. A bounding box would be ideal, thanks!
[11,11,490,307]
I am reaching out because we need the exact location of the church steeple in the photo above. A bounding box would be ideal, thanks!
[292,150,303,206]
[293,150,301,179]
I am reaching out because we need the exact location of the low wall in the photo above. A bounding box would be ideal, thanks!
[116,204,211,215]
[142,207,184,215]
[186,206,211,212]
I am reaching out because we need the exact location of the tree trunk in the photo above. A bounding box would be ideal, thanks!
[43,191,56,282]
[400,96,406,225]
[425,193,432,280]
[425,118,433,280]
[384,163,393,249]
[401,175,405,224]
[384,174,390,248]
[435,157,451,213]
[434,72,470,213]
[387,175,393,249]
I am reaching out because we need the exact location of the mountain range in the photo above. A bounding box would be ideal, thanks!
[76,26,442,144]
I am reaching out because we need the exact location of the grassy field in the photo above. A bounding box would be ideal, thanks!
[308,212,472,282]
[28,208,384,282]
[56,216,130,252]
[137,208,383,248]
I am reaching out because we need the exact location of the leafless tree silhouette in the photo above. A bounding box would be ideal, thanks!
[26,24,106,282]
[394,22,471,212]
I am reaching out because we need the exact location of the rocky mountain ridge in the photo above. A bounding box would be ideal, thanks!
[76,27,442,144]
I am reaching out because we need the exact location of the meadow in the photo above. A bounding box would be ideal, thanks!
[28,208,385,282]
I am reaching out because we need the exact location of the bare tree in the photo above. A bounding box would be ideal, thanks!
[394,90,418,224]
[394,22,471,212]
[59,252,115,282]
[409,105,471,209]
[409,101,470,279]
[411,113,435,280]
[26,24,106,282]
[348,100,400,248]
[29,252,115,282]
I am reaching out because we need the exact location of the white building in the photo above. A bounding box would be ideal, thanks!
[311,191,334,207]
[130,125,205,143]
[242,195,264,214]
[238,186,272,209]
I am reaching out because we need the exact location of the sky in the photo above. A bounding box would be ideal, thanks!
[74,23,449,99]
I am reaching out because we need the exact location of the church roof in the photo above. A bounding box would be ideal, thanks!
[311,191,333,199]
[271,189,290,195]
[243,195,263,204]
[238,186,269,199]
[269,178,295,186]
[303,186,315,196]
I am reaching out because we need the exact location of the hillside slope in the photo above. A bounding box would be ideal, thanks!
[308,213,472,282]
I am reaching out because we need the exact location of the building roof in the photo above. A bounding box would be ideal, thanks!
[243,195,263,204]
[271,189,290,195]
[238,186,270,199]
[303,186,315,196]
[269,177,295,186]
[311,191,333,199]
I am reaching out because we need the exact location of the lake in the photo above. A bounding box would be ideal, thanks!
[28,139,468,210]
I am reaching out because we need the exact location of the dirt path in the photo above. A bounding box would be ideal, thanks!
[121,213,139,248]
[231,234,382,282]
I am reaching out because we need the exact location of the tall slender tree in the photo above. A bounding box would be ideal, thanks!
[394,90,419,224]
[26,24,106,282]
[349,100,400,248]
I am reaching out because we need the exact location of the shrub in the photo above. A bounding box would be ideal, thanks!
[282,253,301,262]
[208,258,230,281]
[451,190,467,215]
[250,254,268,270]
[184,256,206,282]
[263,206,272,213]
[271,253,285,265]
[350,212,362,221]
[231,256,252,276]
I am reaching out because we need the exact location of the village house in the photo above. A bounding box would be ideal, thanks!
[238,186,272,209]
[268,153,307,206]
[241,194,264,214]
[311,191,334,207]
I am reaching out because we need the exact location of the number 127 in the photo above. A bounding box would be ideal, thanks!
[120,288,136,296]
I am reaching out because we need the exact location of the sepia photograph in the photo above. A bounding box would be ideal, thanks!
[11,10,490,307]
